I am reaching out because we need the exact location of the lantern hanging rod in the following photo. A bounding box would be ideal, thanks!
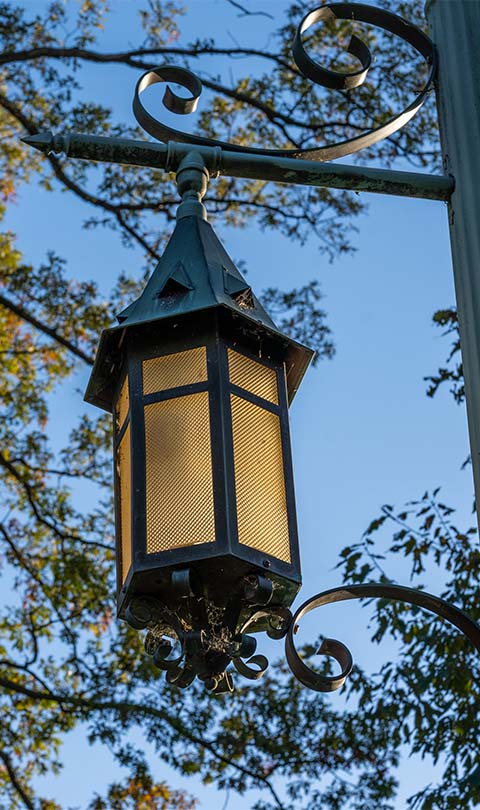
[22,131,454,202]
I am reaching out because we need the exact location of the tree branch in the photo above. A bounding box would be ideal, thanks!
[0,521,91,657]
[0,293,94,366]
[0,43,291,71]
[0,46,346,134]
[0,91,160,258]
[0,454,111,551]
[225,0,274,19]
[0,675,286,809]
[0,748,36,810]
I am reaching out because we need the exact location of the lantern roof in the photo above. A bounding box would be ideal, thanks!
[85,211,314,412]
[115,212,278,330]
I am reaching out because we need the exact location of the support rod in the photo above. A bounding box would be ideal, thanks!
[425,0,480,529]
[22,131,454,202]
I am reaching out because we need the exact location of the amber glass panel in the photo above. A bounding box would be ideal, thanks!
[228,349,278,404]
[143,346,207,395]
[230,394,290,562]
[116,376,129,431]
[116,425,132,582]
[144,391,215,553]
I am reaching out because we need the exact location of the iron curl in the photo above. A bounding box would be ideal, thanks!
[132,3,436,161]
[285,583,480,692]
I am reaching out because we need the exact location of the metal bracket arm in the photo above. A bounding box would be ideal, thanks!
[22,131,454,202]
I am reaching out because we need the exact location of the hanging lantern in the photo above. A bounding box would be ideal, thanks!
[85,155,313,691]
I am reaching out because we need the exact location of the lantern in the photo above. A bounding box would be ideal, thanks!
[85,163,313,691]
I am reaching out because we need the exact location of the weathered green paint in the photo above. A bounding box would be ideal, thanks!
[22,131,454,201]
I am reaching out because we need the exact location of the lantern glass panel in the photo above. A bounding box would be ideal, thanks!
[228,348,278,404]
[143,346,207,394]
[117,424,132,582]
[116,376,129,430]
[230,393,291,563]
[145,390,215,553]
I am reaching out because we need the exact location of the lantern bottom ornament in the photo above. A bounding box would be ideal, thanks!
[124,569,293,693]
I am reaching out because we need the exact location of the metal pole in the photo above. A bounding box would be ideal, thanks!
[425,0,480,526]
[22,131,453,202]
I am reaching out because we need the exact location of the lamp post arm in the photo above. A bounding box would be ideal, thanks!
[22,131,454,202]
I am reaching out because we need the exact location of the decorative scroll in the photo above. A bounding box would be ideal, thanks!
[125,582,480,694]
[125,586,292,694]
[285,583,480,692]
[132,3,436,162]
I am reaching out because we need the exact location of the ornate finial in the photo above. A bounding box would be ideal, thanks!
[175,151,209,220]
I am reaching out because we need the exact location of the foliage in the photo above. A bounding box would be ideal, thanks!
[260,280,335,364]
[87,765,197,810]
[338,492,480,809]
[424,308,463,405]
[0,1,474,809]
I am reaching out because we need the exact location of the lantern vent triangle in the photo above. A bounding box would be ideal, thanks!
[157,262,193,298]
[223,266,254,309]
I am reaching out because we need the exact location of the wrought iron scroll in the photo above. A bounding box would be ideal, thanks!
[285,583,480,692]
[125,589,293,694]
[132,2,436,162]
[124,584,480,694]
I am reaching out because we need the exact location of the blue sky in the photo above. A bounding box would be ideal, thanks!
[6,1,473,808]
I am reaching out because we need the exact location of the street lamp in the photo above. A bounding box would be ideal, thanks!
[23,2,480,694]
[84,151,313,691]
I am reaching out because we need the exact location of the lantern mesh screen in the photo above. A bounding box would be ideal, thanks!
[228,349,278,404]
[117,424,132,582]
[143,346,207,395]
[230,394,291,562]
[144,390,215,553]
[116,376,129,431]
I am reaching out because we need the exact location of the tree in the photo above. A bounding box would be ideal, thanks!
[0,1,477,809]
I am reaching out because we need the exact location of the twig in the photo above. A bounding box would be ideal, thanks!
[225,0,274,20]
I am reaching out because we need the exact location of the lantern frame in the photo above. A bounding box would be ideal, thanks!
[111,307,304,621]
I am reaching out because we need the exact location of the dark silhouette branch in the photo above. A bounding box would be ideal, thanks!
[0,674,287,810]
[0,43,291,70]
[0,454,111,551]
[0,292,94,366]
[0,748,36,810]
[0,92,161,257]
[0,521,92,655]
[0,46,354,134]
[225,0,274,19]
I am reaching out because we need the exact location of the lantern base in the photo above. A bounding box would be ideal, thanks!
[124,569,293,693]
